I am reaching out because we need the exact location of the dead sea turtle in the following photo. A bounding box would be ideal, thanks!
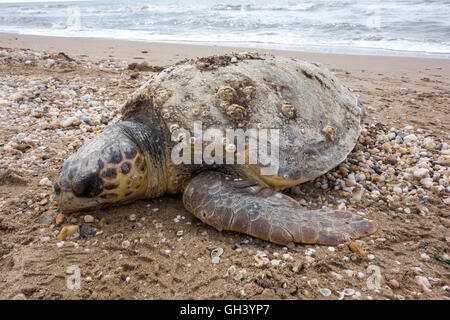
[54,53,376,245]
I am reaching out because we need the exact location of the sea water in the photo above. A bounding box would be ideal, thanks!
[0,0,449,58]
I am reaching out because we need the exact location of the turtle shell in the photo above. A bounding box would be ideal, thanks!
[121,53,362,189]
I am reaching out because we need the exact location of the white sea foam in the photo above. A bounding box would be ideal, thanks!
[0,0,448,58]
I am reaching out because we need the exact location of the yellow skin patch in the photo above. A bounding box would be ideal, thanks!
[98,151,148,204]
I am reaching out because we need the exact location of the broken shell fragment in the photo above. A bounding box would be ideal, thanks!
[56,224,79,241]
[211,247,224,258]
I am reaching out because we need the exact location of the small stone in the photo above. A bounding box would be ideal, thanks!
[121,240,131,248]
[231,56,238,63]
[176,230,183,236]
[45,59,55,68]
[393,186,402,194]
[343,270,353,277]
[271,259,281,266]
[56,213,65,224]
[211,256,220,264]
[129,214,136,222]
[39,177,52,186]
[387,156,398,165]
[84,215,95,223]
[420,178,433,189]
[404,134,418,144]
[12,293,27,300]
[413,168,429,178]
[388,279,400,289]
[420,253,430,261]
[61,117,80,128]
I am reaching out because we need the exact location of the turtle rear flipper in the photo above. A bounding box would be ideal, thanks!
[183,172,376,246]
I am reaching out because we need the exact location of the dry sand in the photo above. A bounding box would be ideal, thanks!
[0,33,449,300]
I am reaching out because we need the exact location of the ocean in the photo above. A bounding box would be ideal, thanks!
[0,0,449,58]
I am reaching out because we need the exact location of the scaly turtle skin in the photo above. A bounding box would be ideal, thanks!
[55,53,376,245]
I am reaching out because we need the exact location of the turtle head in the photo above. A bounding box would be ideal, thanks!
[54,123,149,212]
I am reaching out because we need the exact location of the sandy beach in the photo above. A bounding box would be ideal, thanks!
[0,32,449,300]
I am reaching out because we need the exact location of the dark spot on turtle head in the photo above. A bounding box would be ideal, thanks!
[108,148,123,164]
[139,162,146,172]
[135,156,142,166]
[101,193,118,199]
[124,146,137,160]
[97,159,105,170]
[104,183,119,190]
[101,168,117,179]
[54,183,61,195]
[121,162,131,175]
[125,191,132,197]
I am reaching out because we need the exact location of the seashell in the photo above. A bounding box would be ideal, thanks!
[211,247,224,258]
[319,288,331,297]
[56,224,79,241]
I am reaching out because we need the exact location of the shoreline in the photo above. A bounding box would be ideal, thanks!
[1,32,449,75]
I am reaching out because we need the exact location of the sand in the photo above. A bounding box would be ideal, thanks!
[0,32,449,300]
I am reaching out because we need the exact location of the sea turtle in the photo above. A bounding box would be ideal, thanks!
[54,53,377,245]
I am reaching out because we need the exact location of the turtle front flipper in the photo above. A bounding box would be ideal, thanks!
[183,172,377,246]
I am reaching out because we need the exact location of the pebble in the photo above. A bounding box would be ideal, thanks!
[230,56,238,63]
[84,215,95,223]
[45,59,55,68]
[12,293,27,300]
[61,117,80,128]
[404,134,418,144]
[121,240,131,248]
[129,214,136,222]
[343,269,354,277]
[420,178,433,189]
[420,253,430,261]
[271,259,281,266]
[413,168,429,178]
[388,279,400,289]
[39,177,52,186]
